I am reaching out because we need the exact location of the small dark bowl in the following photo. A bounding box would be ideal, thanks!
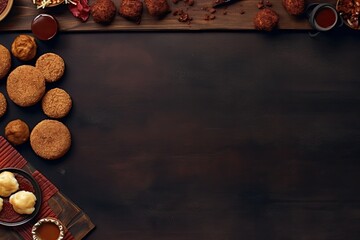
[0,168,42,227]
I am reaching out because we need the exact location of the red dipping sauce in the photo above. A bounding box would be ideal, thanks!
[31,14,58,40]
[315,7,337,29]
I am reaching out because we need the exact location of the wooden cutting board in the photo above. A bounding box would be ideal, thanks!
[0,0,336,31]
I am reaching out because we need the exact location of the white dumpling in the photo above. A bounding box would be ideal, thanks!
[0,171,19,197]
[9,190,37,215]
[0,197,3,212]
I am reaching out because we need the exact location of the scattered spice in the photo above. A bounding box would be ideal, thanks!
[257,0,273,9]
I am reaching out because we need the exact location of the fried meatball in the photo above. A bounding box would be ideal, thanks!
[11,35,37,61]
[282,0,305,16]
[254,8,279,31]
[144,0,171,17]
[5,119,30,145]
[91,0,117,24]
[119,0,143,23]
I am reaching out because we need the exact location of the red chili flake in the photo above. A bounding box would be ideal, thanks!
[209,7,216,13]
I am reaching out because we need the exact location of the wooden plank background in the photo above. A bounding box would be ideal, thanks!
[0,0,337,31]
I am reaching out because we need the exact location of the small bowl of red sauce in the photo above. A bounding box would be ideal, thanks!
[31,14,59,41]
[0,0,14,22]
[306,3,341,32]
[32,218,65,240]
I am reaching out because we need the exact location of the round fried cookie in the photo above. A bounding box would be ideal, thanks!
[35,53,65,83]
[7,65,46,107]
[42,88,72,118]
[0,92,7,117]
[0,44,11,80]
[30,120,71,160]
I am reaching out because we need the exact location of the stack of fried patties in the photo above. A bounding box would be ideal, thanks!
[0,35,72,161]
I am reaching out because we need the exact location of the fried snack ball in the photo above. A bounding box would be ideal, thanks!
[144,0,171,17]
[91,0,117,24]
[254,8,279,31]
[0,45,11,80]
[11,35,37,61]
[282,0,305,16]
[119,0,143,23]
[0,92,7,118]
[0,197,3,212]
[5,119,30,145]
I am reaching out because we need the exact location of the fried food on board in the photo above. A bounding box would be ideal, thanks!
[91,0,117,24]
[254,8,279,31]
[119,0,143,23]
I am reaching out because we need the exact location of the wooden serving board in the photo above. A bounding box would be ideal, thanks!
[0,137,95,240]
[0,0,336,31]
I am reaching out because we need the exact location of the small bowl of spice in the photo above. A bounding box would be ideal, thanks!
[32,217,65,240]
[0,0,13,22]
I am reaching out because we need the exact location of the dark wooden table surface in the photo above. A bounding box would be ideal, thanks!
[0,29,360,239]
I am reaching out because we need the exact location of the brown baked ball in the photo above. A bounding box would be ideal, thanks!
[30,119,71,160]
[254,8,279,31]
[119,0,143,23]
[5,119,30,145]
[11,35,37,61]
[282,0,305,16]
[35,53,65,83]
[91,0,117,24]
[42,88,72,119]
[0,45,11,80]
[6,65,46,107]
[144,0,171,17]
[0,92,7,118]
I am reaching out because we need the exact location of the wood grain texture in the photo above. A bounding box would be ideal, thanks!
[0,0,336,31]
[0,31,360,239]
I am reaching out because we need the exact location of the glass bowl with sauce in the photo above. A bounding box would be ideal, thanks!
[0,0,14,22]
[31,14,58,41]
[32,218,65,240]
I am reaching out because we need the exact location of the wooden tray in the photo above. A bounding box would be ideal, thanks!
[0,0,336,31]
[0,138,95,240]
